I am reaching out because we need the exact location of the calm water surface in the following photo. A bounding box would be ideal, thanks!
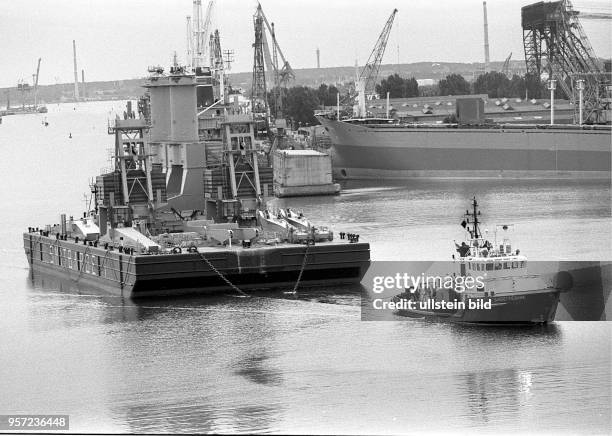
[0,102,610,434]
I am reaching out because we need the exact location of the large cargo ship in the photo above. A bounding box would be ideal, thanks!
[316,116,611,180]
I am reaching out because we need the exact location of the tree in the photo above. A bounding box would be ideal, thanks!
[375,74,419,98]
[316,83,340,106]
[438,74,471,96]
[473,71,511,98]
[284,86,320,126]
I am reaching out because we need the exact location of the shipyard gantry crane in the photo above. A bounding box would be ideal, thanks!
[522,0,611,123]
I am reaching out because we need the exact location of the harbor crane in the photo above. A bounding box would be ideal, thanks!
[522,0,611,123]
[359,8,398,100]
[187,0,215,69]
[501,52,512,77]
[34,58,41,108]
[347,8,397,117]
[209,29,226,101]
[252,3,295,123]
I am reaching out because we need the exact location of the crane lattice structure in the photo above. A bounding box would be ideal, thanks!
[359,8,397,99]
[252,3,295,121]
[522,0,611,123]
[252,10,269,135]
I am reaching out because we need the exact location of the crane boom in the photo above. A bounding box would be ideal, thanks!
[34,58,41,108]
[255,3,295,84]
[359,8,398,98]
[501,52,512,76]
[191,0,215,68]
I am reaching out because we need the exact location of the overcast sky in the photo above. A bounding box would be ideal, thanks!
[0,0,610,88]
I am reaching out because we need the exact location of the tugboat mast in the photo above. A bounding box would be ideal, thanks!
[465,196,481,239]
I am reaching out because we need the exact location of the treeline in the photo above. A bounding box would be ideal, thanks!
[267,83,339,127]
[377,72,549,100]
[269,72,553,127]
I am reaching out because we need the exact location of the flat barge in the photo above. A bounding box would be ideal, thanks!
[24,231,369,298]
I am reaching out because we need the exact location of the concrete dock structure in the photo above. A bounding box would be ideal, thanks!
[273,150,340,197]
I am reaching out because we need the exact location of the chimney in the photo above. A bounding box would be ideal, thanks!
[81,69,85,99]
[483,2,490,73]
[73,40,80,101]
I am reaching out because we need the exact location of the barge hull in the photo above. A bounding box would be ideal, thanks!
[24,233,370,298]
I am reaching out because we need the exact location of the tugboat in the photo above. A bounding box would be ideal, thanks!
[392,198,560,324]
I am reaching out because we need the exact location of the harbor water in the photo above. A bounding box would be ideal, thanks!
[0,102,610,434]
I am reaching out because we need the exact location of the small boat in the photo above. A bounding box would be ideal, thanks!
[280,208,333,242]
[392,197,561,324]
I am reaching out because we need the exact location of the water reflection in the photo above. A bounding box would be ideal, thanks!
[462,368,536,424]
[121,400,280,434]
[234,352,284,387]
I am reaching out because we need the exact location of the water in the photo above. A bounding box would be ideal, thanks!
[0,102,610,434]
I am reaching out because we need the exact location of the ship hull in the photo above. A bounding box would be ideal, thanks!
[397,290,560,324]
[24,233,370,298]
[317,118,611,180]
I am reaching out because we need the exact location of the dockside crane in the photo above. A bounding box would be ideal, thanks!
[349,8,397,118]
[359,9,397,100]
[252,3,295,123]
[252,9,269,136]
[187,0,215,69]
[501,52,512,77]
[209,29,226,101]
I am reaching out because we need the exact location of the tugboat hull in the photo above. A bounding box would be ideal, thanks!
[396,290,561,324]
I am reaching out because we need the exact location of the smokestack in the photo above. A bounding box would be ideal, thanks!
[316,47,320,69]
[483,1,490,73]
[81,69,85,99]
[73,40,80,101]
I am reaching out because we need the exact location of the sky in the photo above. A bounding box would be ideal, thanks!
[0,0,610,88]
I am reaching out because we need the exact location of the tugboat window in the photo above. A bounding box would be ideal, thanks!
[486,263,494,271]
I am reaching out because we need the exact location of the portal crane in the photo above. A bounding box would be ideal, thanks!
[359,8,398,100]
